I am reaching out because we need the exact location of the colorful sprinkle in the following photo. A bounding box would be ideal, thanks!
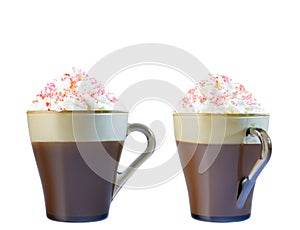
[30,68,117,111]
[179,74,265,114]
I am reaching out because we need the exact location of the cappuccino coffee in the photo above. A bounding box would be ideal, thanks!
[174,114,271,222]
[27,69,156,222]
[174,74,272,222]
[27,111,155,222]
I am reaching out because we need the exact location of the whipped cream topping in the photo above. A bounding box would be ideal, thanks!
[30,68,117,111]
[179,74,265,114]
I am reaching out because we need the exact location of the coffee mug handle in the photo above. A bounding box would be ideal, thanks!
[237,127,272,208]
[112,123,156,199]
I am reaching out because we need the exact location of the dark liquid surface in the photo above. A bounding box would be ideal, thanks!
[177,142,261,221]
[32,141,123,222]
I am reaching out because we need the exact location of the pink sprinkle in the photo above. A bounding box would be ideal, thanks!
[180,74,262,112]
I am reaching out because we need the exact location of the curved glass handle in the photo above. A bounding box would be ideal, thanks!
[237,127,272,208]
[112,123,156,199]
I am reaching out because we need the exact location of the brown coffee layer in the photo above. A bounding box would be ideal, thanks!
[32,141,123,222]
[177,141,261,218]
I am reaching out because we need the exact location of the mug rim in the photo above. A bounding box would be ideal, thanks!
[173,113,269,117]
[27,110,128,114]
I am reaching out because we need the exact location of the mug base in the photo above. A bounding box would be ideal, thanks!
[191,213,250,223]
[47,213,109,222]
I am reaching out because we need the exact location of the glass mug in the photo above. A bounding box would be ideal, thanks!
[27,110,156,222]
[174,113,272,222]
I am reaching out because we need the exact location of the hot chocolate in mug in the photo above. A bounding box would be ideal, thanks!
[174,113,272,222]
[27,110,156,222]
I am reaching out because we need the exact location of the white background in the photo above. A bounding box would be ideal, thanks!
[0,0,299,229]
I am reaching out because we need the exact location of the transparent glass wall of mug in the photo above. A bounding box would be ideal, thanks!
[27,111,155,222]
[173,114,271,222]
